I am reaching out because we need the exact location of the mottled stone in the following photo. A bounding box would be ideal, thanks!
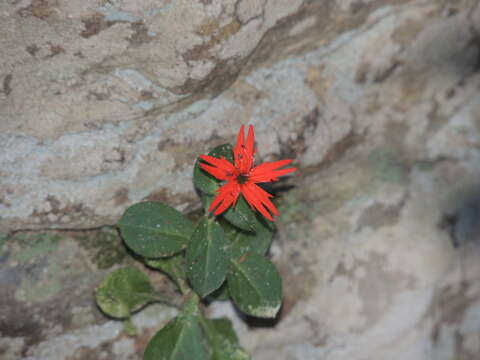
[0,0,433,232]
[2,0,480,360]
[0,230,178,360]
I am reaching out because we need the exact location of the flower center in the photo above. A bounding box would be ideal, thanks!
[237,174,249,184]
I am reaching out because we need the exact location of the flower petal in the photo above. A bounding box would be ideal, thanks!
[244,125,255,172]
[199,163,230,180]
[233,124,256,173]
[199,155,236,173]
[249,159,296,183]
[209,181,240,216]
[250,159,293,174]
[248,183,279,216]
[213,194,235,215]
[240,182,277,221]
[250,167,297,183]
[233,124,245,169]
[209,191,227,213]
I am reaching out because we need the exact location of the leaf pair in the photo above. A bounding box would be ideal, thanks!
[185,218,282,319]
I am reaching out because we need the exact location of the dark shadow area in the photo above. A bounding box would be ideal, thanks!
[440,190,480,248]
[242,303,285,329]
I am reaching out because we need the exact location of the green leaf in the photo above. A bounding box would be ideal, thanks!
[194,144,233,194]
[145,254,189,295]
[202,194,258,232]
[186,218,230,298]
[222,216,274,261]
[95,267,155,319]
[208,282,230,301]
[223,196,258,232]
[118,202,194,258]
[203,318,250,360]
[228,253,282,318]
[144,295,208,360]
[208,318,238,343]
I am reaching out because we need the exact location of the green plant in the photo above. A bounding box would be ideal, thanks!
[95,125,296,359]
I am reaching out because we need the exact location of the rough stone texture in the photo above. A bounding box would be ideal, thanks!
[0,0,430,232]
[2,0,480,359]
[0,229,179,360]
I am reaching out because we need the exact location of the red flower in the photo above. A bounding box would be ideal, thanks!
[199,125,296,221]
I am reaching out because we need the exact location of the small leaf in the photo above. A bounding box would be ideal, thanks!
[95,267,155,319]
[144,295,208,360]
[222,216,274,261]
[203,318,250,360]
[118,202,194,258]
[228,253,282,318]
[145,254,189,295]
[194,144,234,194]
[186,218,230,297]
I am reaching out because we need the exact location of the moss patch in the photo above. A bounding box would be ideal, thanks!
[11,232,60,264]
[74,227,130,270]
[15,272,63,302]
[11,234,77,303]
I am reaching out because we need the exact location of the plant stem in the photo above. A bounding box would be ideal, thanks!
[138,292,183,310]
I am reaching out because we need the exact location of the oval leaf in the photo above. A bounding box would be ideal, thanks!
[186,218,230,297]
[118,202,194,258]
[144,296,208,360]
[194,144,234,194]
[95,267,155,318]
[228,253,282,318]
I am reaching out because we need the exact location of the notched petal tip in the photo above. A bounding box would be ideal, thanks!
[199,154,236,172]
[241,182,277,221]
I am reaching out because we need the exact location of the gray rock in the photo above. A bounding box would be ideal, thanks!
[2,1,480,360]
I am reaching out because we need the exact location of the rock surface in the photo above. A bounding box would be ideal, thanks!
[2,0,480,360]
[0,0,446,232]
